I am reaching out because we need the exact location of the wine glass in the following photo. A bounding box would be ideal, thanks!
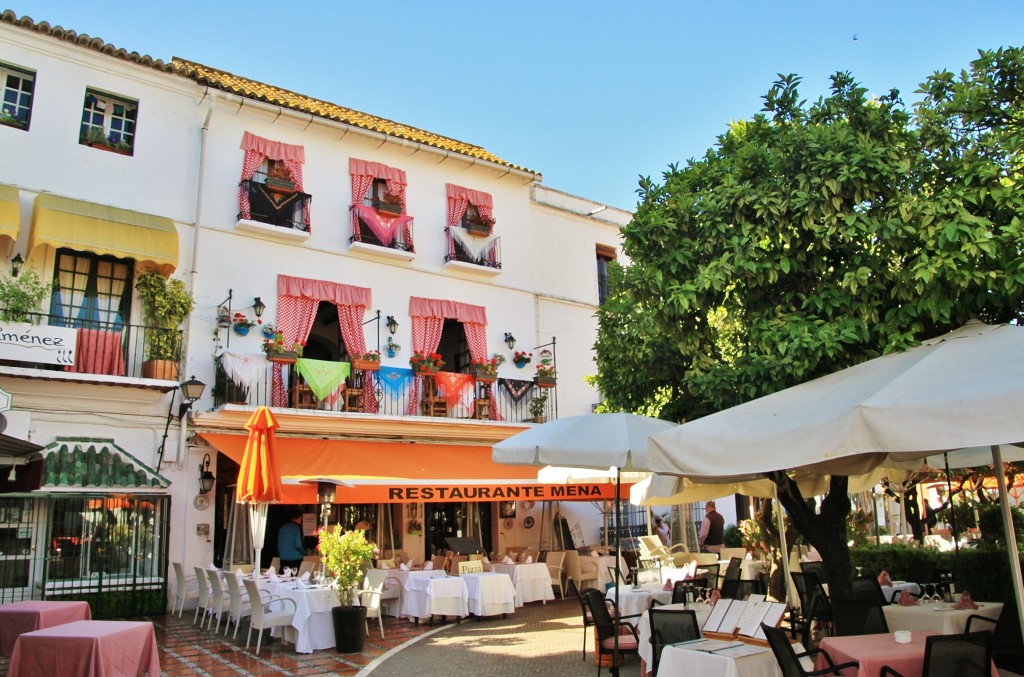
[855,566,864,577]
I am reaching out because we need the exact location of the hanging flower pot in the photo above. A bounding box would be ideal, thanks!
[233,324,250,337]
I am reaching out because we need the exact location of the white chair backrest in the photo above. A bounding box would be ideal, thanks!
[458,560,484,575]
[269,557,281,572]
[243,578,266,622]
[297,561,317,577]
[173,562,189,592]
[207,568,225,604]
[546,551,565,570]
[719,547,748,562]
[193,566,210,603]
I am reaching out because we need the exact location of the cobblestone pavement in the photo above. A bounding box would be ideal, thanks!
[0,598,644,676]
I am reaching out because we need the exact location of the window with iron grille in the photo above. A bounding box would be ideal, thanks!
[596,244,616,305]
[0,62,34,130]
[49,249,134,330]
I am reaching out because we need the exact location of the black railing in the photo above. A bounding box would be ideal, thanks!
[238,179,312,231]
[0,311,182,380]
[444,229,502,269]
[214,358,556,423]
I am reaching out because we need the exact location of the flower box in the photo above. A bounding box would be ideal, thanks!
[351,358,381,372]
[534,376,557,388]
[376,201,403,216]
[265,177,296,193]
[414,365,439,376]
[473,366,497,382]
[465,222,492,237]
[267,350,299,365]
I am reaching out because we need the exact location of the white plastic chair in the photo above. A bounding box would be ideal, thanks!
[193,566,211,625]
[243,577,296,654]
[546,551,566,598]
[223,574,252,639]
[359,569,398,639]
[206,568,231,631]
[297,560,317,578]
[172,562,198,617]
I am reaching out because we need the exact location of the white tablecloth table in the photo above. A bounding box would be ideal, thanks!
[402,574,469,621]
[462,572,516,617]
[882,601,1002,635]
[269,584,341,653]
[657,640,797,677]
[635,602,712,670]
[391,570,447,619]
[605,584,672,618]
[491,562,555,606]
[719,559,763,581]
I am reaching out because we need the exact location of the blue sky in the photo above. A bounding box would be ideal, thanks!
[9,2,1024,210]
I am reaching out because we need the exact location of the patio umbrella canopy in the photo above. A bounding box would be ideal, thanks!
[494,412,675,676]
[646,320,1024,645]
[235,406,285,582]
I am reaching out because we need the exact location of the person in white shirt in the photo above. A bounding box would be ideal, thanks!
[654,515,671,546]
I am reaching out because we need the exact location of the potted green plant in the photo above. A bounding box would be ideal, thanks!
[0,268,50,323]
[317,526,376,652]
[261,331,304,364]
[528,392,549,423]
[409,351,444,374]
[135,271,195,380]
[350,350,381,372]
[385,337,400,358]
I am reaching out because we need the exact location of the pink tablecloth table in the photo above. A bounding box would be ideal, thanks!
[0,600,92,657]
[819,631,999,677]
[8,620,160,677]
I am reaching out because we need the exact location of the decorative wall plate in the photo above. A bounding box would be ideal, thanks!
[523,500,536,510]
[524,516,535,529]
[503,518,515,530]
[193,494,210,510]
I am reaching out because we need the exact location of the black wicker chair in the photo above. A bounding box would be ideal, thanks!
[567,578,594,661]
[762,622,859,677]
[585,589,639,677]
[880,631,992,677]
[965,601,1022,674]
[649,607,700,676]
[830,599,889,636]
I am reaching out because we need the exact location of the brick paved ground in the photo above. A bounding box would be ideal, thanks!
[0,598,644,676]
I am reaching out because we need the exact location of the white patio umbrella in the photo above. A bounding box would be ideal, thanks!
[494,412,675,675]
[647,320,1024,644]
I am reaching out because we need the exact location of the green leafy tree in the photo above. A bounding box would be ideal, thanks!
[596,48,1024,597]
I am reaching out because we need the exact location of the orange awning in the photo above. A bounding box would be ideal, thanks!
[200,433,630,504]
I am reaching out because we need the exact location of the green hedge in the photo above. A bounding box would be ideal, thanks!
[849,543,1020,603]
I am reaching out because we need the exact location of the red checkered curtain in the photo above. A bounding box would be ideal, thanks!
[405,315,445,416]
[271,294,318,407]
[238,132,307,223]
[350,173,375,241]
[464,321,502,421]
[336,304,378,413]
[446,184,494,263]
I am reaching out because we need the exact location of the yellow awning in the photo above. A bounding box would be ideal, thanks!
[29,194,179,275]
[0,184,19,245]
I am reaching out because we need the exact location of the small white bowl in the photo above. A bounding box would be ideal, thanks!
[894,630,912,644]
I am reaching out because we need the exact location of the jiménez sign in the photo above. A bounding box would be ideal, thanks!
[0,322,77,366]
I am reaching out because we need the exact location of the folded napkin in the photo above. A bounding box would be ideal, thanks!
[399,563,409,571]
[266,566,276,576]
[953,591,978,610]
[525,556,533,564]
[503,555,514,564]
[878,570,893,586]
[709,589,721,604]
[268,573,282,582]
[662,579,673,592]
[380,562,391,570]
[424,562,434,570]
[898,590,918,606]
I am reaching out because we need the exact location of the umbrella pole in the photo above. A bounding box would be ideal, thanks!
[774,492,795,607]
[943,453,962,581]
[991,445,1024,649]
[612,468,621,677]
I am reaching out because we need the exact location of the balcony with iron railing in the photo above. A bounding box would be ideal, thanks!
[349,199,415,256]
[444,228,502,271]
[0,311,183,381]
[213,356,555,424]
[237,179,312,233]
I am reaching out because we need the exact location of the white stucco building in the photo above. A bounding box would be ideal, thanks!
[0,10,633,613]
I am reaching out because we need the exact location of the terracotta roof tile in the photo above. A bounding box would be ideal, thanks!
[173,58,538,175]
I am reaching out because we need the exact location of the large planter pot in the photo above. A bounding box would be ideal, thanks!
[473,367,497,382]
[534,376,557,388]
[351,358,381,372]
[332,605,368,652]
[376,202,403,216]
[465,222,492,237]
[266,350,299,365]
[142,359,179,381]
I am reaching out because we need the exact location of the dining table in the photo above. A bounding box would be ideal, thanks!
[401,575,469,622]
[656,637,800,677]
[490,562,555,606]
[0,600,92,657]
[269,582,341,653]
[392,569,447,619]
[7,620,160,677]
[882,600,1002,635]
[605,583,672,618]
[818,631,999,677]
[461,572,516,617]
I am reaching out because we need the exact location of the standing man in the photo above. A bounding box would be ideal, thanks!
[654,515,671,546]
[699,501,725,554]
[277,508,306,570]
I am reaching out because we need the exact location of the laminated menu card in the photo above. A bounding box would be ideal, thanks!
[737,600,772,637]
[751,603,788,640]
[703,598,733,633]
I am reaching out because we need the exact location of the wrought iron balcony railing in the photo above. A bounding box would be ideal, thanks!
[444,228,502,270]
[238,179,312,232]
[0,311,182,380]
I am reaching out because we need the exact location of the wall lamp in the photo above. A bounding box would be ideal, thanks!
[156,376,207,468]
[10,253,23,277]
[253,297,266,318]
[504,332,516,350]
[386,315,399,335]
[198,453,216,494]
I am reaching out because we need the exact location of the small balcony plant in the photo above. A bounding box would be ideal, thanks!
[232,312,256,336]
[385,337,400,358]
[135,271,195,379]
[262,331,304,364]
[528,392,549,423]
[351,350,381,371]
[0,268,50,323]
[471,356,499,381]
[410,351,444,374]
[377,190,403,215]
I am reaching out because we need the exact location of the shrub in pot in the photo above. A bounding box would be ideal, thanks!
[135,271,194,380]
[318,526,376,652]
[0,268,50,322]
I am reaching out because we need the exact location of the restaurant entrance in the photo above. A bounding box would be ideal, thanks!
[425,502,492,557]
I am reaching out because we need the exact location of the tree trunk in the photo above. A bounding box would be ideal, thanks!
[770,472,853,600]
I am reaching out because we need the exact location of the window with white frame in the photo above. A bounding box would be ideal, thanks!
[0,62,34,130]
[79,89,137,153]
